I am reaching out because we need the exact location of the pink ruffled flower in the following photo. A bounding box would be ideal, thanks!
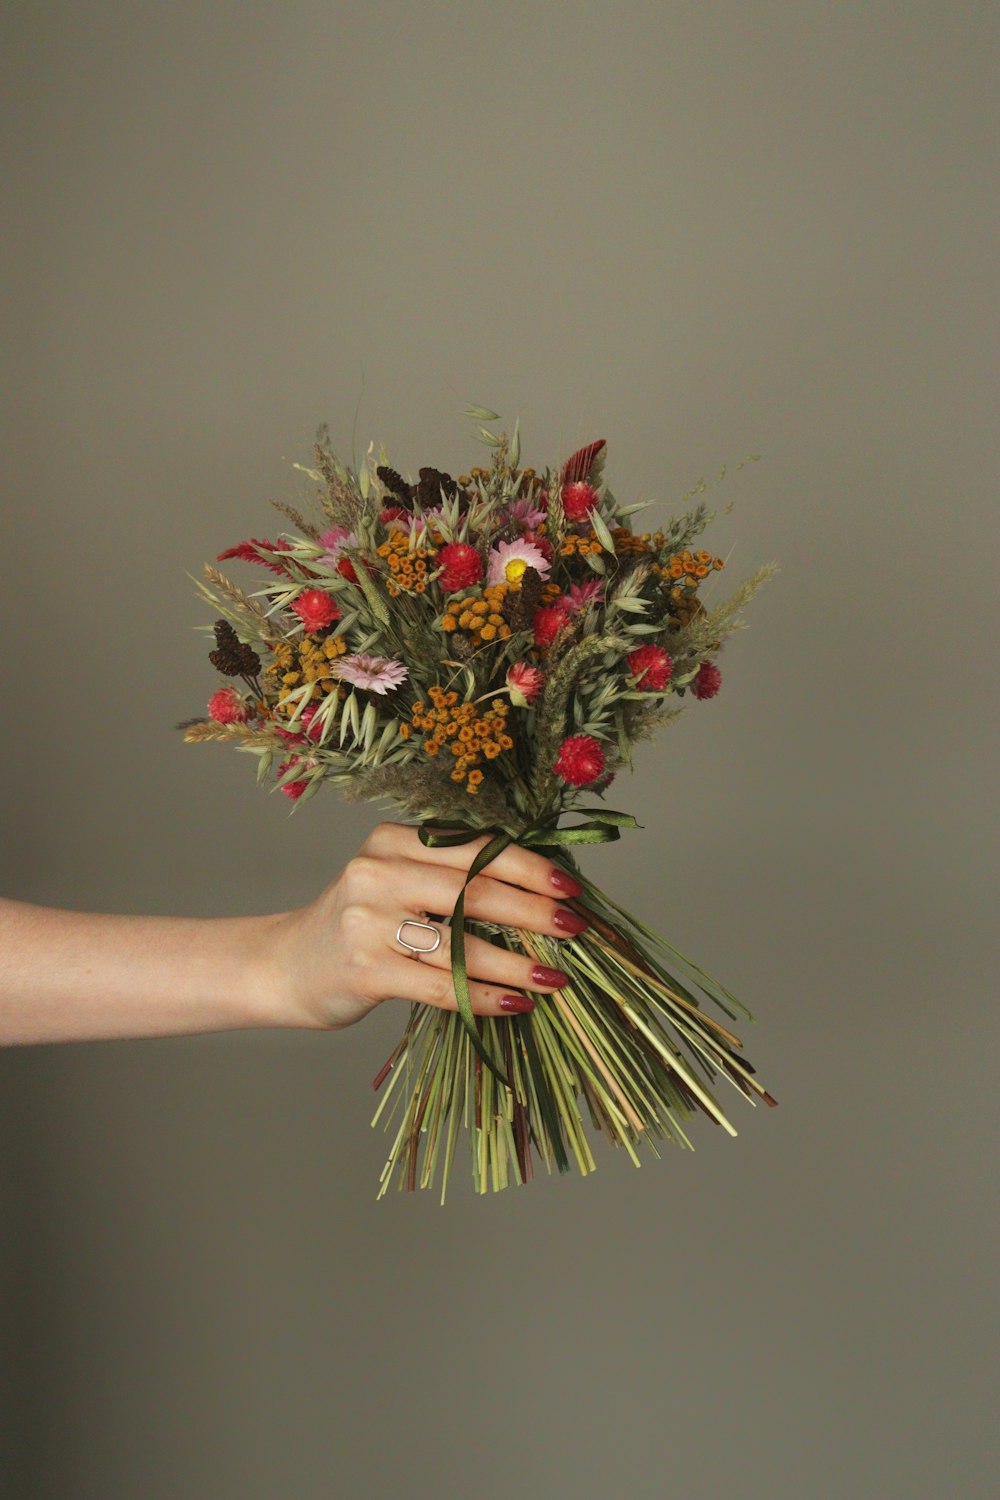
[504,494,548,529]
[333,653,408,695]
[565,579,604,613]
[208,686,250,724]
[506,663,544,707]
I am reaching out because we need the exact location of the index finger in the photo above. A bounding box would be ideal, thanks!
[366,820,583,899]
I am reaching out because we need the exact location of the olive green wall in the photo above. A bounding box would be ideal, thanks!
[3,3,996,1497]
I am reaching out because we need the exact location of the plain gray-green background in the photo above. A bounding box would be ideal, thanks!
[3,3,996,1497]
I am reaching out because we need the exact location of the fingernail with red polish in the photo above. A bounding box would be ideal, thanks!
[531,965,568,988]
[553,908,590,935]
[550,867,583,897]
[499,994,536,1013]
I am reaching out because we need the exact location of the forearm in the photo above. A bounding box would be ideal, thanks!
[0,897,304,1045]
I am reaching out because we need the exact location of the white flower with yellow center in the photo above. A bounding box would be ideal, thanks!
[487,536,552,587]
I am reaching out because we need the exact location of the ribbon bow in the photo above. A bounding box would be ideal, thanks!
[418,808,640,1090]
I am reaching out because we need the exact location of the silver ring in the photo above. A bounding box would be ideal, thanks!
[396,918,442,957]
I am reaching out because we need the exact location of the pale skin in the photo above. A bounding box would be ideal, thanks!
[0,822,589,1046]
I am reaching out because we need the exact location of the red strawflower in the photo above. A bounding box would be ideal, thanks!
[437,541,484,592]
[208,686,249,724]
[532,601,572,650]
[337,556,359,583]
[553,733,606,787]
[562,481,599,523]
[277,757,310,798]
[506,663,544,706]
[291,589,341,633]
[627,644,673,692]
[691,661,722,700]
[216,538,291,577]
[379,506,409,525]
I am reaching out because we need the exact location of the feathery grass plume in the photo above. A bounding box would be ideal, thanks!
[270,499,323,542]
[181,411,777,1200]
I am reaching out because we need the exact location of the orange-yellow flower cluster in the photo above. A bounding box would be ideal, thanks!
[559,529,604,558]
[264,633,349,716]
[375,528,440,596]
[610,527,657,556]
[403,687,514,794]
[440,585,512,644]
[652,548,725,589]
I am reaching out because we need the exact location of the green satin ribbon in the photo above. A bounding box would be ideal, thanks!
[418,808,641,1091]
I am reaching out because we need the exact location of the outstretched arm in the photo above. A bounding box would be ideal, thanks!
[0,823,586,1045]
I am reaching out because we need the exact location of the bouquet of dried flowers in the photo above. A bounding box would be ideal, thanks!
[178,406,778,1200]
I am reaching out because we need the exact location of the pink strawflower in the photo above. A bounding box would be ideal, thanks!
[333,653,408,695]
[292,589,341,633]
[437,542,484,592]
[488,536,552,587]
[506,663,544,707]
[562,481,600,523]
[627,644,673,691]
[532,601,572,650]
[208,686,250,724]
[691,661,722,700]
[553,733,606,787]
[277,756,310,799]
[566,579,604,613]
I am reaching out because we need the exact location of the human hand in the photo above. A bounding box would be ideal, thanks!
[263,821,591,1032]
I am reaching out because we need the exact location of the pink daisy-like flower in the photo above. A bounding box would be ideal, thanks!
[208,686,250,724]
[487,536,552,587]
[317,526,358,564]
[565,579,604,613]
[333,653,408,695]
[506,663,544,707]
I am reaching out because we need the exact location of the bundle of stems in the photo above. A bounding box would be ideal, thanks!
[371,854,776,1202]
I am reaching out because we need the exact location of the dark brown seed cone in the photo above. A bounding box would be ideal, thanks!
[376,465,414,505]
[208,619,261,676]
[414,467,459,508]
[501,566,543,633]
[449,632,476,660]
